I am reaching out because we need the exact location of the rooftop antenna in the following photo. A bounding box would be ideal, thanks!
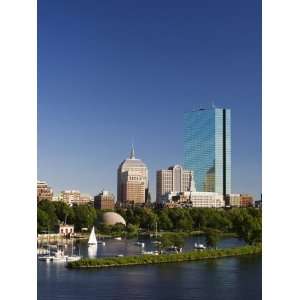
[130,138,135,159]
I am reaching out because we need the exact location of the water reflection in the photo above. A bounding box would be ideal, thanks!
[87,245,97,258]
[38,246,261,300]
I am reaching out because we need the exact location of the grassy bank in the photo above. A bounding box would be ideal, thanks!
[67,244,261,269]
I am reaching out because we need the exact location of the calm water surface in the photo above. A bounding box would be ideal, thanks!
[38,237,261,300]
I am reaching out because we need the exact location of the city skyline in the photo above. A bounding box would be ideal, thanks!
[38,0,261,199]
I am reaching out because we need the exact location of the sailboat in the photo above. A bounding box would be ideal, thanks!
[38,228,53,262]
[152,222,161,245]
[67,238,82,262]
[88,226,97,246]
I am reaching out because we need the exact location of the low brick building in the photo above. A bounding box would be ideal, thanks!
[240,194,254,207]
[94,190,115,210]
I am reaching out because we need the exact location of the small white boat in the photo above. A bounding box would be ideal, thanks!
[114,237,122,241]
[88,226,98,246]
[52,249,68,263]
[37,248,50,255]
[38,255,53,262]
[135,241,145,247]
[116,254,124,257]
[194,243,206,250]
[164,246,182,254]
[151,240,161,245]
[142,251,159,255]
[67,255,81,262]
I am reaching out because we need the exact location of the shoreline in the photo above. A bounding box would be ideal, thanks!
[67,245,261,269]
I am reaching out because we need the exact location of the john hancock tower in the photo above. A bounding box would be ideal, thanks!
[184,107,231,197]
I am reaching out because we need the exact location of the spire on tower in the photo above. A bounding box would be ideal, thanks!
[130,144,135,159]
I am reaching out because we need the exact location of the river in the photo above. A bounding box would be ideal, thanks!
[38,237,261,300]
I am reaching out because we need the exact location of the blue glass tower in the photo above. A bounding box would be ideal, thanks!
[184,108,231,196]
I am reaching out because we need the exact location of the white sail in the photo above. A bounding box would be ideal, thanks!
[88,226,97,245]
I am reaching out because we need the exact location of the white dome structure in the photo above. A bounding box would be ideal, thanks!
[102,212,126,226]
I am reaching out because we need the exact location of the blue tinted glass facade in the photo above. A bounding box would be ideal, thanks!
[184,108,231,195]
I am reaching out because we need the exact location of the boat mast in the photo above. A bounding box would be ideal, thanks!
[47,226,50,257]
[71,238,73,257]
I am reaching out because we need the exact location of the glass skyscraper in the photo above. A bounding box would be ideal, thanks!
[184,107,231,196]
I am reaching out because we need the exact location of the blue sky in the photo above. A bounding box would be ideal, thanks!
[38,0,261,199]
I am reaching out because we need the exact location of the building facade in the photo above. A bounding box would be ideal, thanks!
[240,194,254,207]
[184,107,231,196]
[78,194,93,205]
[60,190,81,206]
[189,192,224,208]
[117,145,148,206]
[226,193,241,207]
[59,224,74,237]
[94,190,115,210]
[37,181,53,202]
[156,165,195,203]
[161,191,224,208]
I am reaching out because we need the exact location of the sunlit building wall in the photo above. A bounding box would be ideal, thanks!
[156,165,195,203]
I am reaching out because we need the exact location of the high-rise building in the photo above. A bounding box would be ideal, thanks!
[184,107,231,196]
[94,190,115,210]
[37,181,53,202]
[117,145,149,206]
[156,165,195,203]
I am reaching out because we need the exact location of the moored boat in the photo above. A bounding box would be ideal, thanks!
[194,243,206,250]
[135,241,145,247]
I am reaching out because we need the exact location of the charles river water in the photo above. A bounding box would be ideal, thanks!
[38,236,261,300]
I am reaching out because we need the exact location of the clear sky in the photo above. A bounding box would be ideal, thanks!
[38,0,261,200]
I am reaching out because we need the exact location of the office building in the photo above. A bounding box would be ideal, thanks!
[37,181,53,202]
[156,165,195,203]
[60,190,81,206]
[94,190,115,210]
[117,145,149,206]
[184,107,231,196]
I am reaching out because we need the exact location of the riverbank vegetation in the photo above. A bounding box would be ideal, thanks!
[67,244,262,269]
[37,200,261,245]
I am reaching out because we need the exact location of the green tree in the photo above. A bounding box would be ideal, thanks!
[73,205,97,231]
[112,223,126,234]
[158,210,173,230]
[37,200,59,232]
[232,210,261,245]
[205,229,221,249]
[53,201,74,224]
[37,208,50,233]
[159,233,185,249]
[126,223,139,238]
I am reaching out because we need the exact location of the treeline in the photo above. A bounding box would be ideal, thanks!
[37,200,261,245]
